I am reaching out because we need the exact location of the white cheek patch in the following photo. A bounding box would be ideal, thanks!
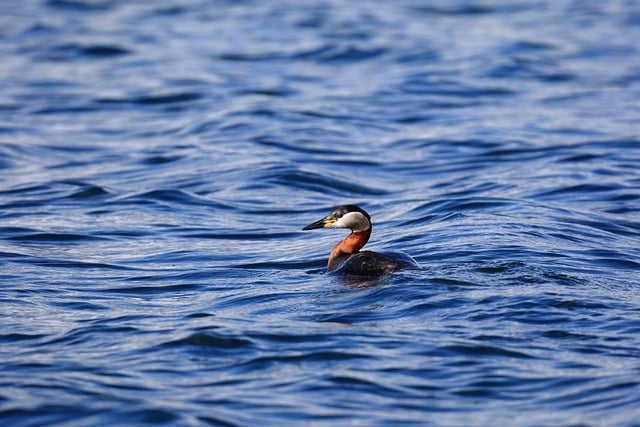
[333,212,369,231]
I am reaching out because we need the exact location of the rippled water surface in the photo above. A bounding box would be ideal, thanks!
[2,1,640,426]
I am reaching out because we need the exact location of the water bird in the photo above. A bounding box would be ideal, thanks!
[303,205,420,276]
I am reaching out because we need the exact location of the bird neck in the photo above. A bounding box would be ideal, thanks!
[327,228,371,272]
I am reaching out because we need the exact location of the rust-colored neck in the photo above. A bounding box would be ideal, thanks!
[327,228,371,272]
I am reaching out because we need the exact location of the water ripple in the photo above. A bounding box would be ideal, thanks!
[1,1,640,426]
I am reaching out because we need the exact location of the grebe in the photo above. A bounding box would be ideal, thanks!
[303,205,420,276]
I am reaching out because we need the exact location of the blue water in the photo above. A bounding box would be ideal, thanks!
[2,0,640,425]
